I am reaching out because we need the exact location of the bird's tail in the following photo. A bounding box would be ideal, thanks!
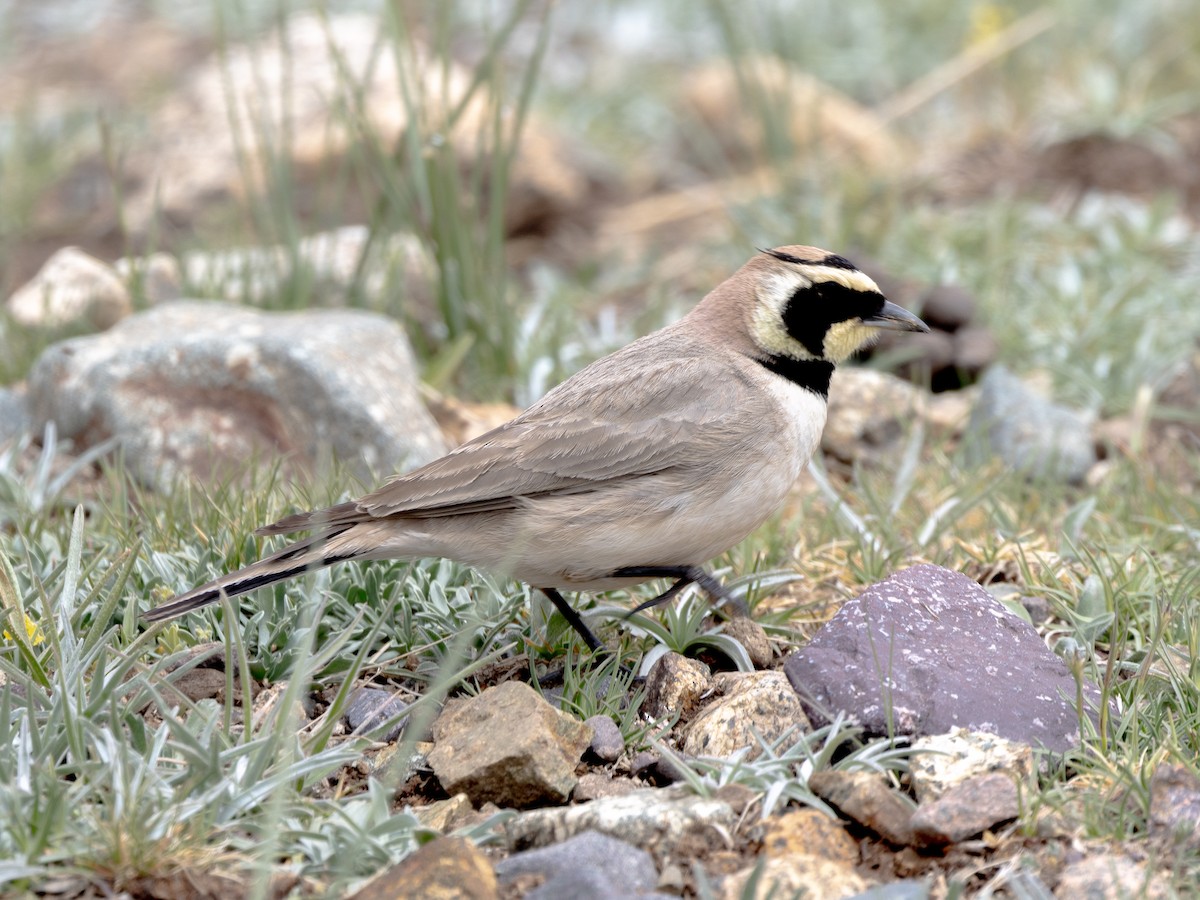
[143,527,356,622]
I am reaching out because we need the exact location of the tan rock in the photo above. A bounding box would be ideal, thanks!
[682,671,809,759]
[429,682,592,808]
[762,808,858,864]
[721,855,870,900]
[347,836,497,900]
[7,247,132,331]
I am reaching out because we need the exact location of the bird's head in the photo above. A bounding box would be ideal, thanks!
[744,245,929,365]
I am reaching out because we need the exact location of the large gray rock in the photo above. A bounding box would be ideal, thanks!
[27,301,445,487]
[966,365,1096,483]
[783,565,1101,753]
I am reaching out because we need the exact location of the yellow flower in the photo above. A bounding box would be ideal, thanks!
[3,613,45,646]
[968,3,1012,46]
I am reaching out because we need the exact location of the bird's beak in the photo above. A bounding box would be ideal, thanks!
[862,300,930,333]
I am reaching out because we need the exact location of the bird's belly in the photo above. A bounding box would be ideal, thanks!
[509,449,809,590]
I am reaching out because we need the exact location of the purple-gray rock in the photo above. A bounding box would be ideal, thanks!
[966,365,1096,483]
[345,686,409,742]
[27,301,446,487]
[584,714,625,763]
[783,565,1100,752]
[495,831,658,900]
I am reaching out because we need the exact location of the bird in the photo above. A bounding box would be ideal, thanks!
[145,246,929,650]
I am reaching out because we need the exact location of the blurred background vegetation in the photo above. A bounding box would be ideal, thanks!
[1,0,1199,895]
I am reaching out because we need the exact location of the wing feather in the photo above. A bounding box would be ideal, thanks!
[359,332,762,518]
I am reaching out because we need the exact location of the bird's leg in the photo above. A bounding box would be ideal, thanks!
[539,587,603,651]
[613,565,750,618]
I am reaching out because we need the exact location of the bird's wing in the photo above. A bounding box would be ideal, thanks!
[359,338,762,519]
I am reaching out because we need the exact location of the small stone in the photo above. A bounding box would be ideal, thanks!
[1054,853,1171,899]
[721,617,772,668]
[909,772,1020,847]
[823,369,926,465]
[495,831,657,900]
[720,855,869,900]
[909,730,1034,803]
[808,770,915,846]
[682,671,809,759]
[504,786,736,856]
[346,836,497,900]
[345,687,408,742]
[573,773,638,802]
[784,564,1103,752]
[415,794,473,834]
[428,682,593,808]
[7,247,132,332]
[583,714,624,763]
[642,652,712,721]
[1149,762,1200,845]
[966,365,1097,483]
[762,808,858,864]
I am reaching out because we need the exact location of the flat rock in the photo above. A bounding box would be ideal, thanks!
[808,770,915,846]
[909,772,1020,847]
[428,682,592,808]
[346,836,496,900]
[642,652,712,721]
[504,786,736,855]
[720,855,870,900]
[495,831,658,900]
[681,671,809,759]
[909,730,1034,802]
[762,808,858,863]
[1149,762,1200,846]
[966,365,1097,483]
[784,565,1100,752]
[573,773,639,802]
[27,301,445,487]
[6,247,132,332]
[1053,853,1170,899]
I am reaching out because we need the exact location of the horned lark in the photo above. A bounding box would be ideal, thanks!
[146,246,929,649]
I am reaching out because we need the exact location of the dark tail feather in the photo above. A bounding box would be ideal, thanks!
[143,529,352,622]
